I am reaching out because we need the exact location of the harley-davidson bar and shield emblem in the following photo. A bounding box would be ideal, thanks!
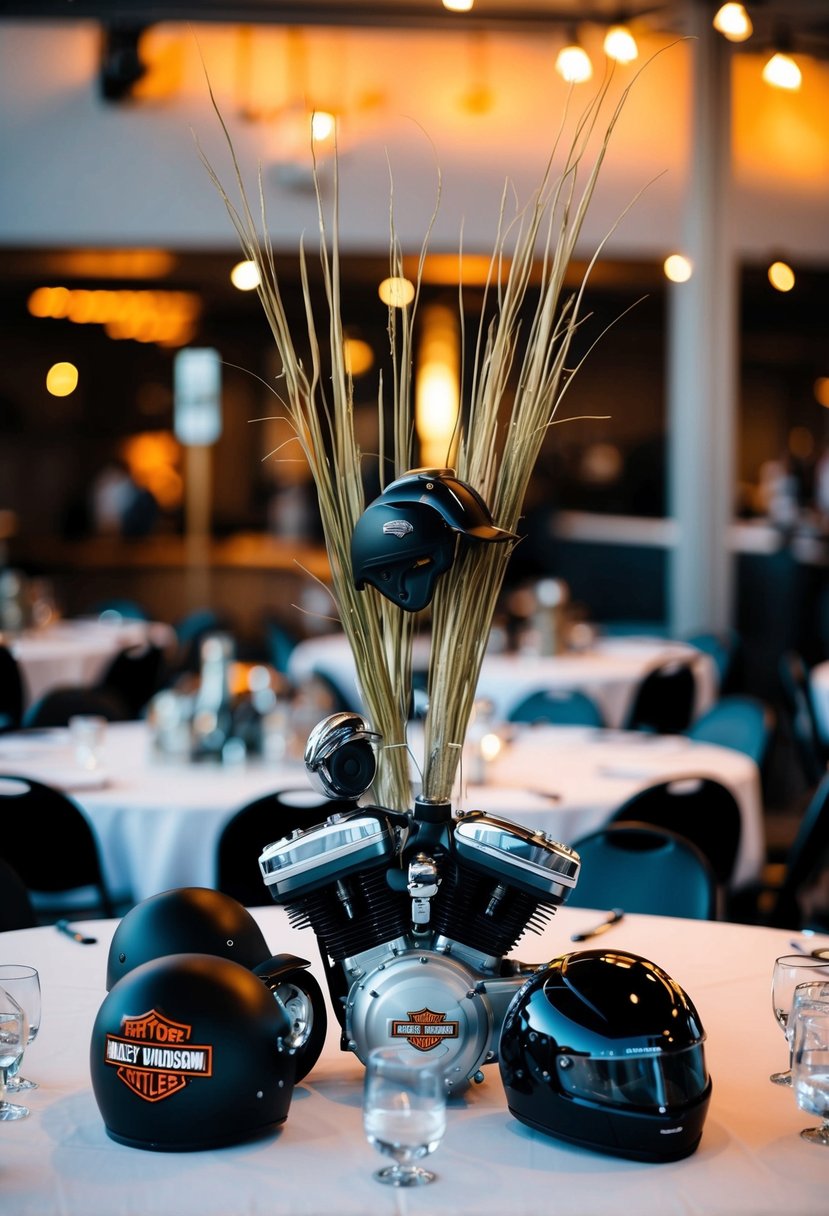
[103,1009,213,1102]
[390,1007,460,1052]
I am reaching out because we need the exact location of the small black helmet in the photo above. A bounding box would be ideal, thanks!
[351,499,456,612]
[90,952,296,1151]
[498,949,711,1162]
[106,888,271,991]
[378,468,517,543]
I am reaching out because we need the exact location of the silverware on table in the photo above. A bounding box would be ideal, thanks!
[570,908,625,942]
[55,919,97,945]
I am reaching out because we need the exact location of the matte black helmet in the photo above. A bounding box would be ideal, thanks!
[351,499,456,612]
[304,711,381,799]
[90,953,296,1151]
[377,468,517,543]
[498,949,711,1162]
[106,887,271,990]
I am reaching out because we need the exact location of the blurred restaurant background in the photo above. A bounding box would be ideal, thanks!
[1,3,829,846]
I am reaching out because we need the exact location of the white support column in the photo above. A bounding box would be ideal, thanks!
[667,7,739,637]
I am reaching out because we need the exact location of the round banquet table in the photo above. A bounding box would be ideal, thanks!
[8,618,176,709]
[0,720,764,906]
[1,906,827,1216]
[286,632,718,728]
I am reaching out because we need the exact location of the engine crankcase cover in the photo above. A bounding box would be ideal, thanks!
[344,951,493,1092]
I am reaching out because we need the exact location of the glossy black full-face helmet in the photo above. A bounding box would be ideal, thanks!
[498,949,712,1162]
[90,953,296,1151]
[106,887,272,991]
[351,498,456,611]
[377,468,518,543]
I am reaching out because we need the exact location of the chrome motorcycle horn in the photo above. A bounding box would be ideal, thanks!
[303,712,382,800]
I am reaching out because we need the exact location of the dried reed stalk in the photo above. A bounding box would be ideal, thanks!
[198,55,659,812]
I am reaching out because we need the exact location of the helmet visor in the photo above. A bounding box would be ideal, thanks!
[555,1041,708,1111]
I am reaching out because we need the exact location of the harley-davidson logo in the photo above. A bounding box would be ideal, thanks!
[382,519,414,538]
[390,1007,460,1052]
[103,1009,213,1103]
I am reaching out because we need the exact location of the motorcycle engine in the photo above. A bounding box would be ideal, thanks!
[258,797,580,1092]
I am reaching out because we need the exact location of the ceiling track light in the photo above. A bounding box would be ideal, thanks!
[604,21,639,65]
[712,4,754,44]
[555,28,593,85]
[762,46,803,91]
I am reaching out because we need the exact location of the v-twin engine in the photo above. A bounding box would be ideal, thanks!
[258,797,580,1092]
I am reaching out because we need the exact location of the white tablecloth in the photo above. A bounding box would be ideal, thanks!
[2,907,827,1216]
[9,618,176,708]
[287,633,718,727]
[0,720,764,903]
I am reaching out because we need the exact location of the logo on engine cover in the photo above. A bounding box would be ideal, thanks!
[390,1007,460,1052]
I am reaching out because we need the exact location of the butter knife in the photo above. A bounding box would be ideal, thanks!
[570,908,625,942]
[56,919,98,945]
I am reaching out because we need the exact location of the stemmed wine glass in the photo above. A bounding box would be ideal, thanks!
[770,955,829,1085]
[790,984,829,1146]
[0,986,29,1120]
[363,1046,447,1187]
[0,966,40,1092]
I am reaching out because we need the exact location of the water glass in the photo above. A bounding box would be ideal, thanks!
[769,954,829,1085]
[69,714,107,771]
[791,987,829,1146]
[0,965,40,1092]
[0,987,29,1120]
[363,1046,447,1187]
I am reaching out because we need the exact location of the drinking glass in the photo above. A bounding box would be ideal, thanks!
[0,965,40,1092]
[770,955,829,1085]
[0,986,29,1120]
[68,714,107,771]
[363,1046,447,1187]
[791,991,829,1146]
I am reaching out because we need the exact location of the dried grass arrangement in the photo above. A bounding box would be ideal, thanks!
[199,59,655,815]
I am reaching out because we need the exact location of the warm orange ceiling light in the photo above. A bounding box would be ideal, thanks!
[712,4,753,43]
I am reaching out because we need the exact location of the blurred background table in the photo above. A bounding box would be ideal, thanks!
[3,905,827,1216]
[0,718,762,906]
[7,617,176,709]
[287,632,718,727]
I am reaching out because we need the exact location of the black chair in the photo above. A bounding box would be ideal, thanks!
[95,642,167,718]
[507,687,605,728]
[0,857,37,931]
[685,629,741,694]
[568,822,718,920]
[622,659,698,735]
[685,694,775,771]
[0,775,115,919]
[731,773,829,932]
[0,643,24,733]
[22,684,130,729]
[778,650,826,787]
[172,609,232,675]
[216,789,358,906]
[609,775,742,889]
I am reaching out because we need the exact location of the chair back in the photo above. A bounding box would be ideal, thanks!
[0,642,24,733]
[778,651,825,786]
[22,684,130,728]
[609,775,742,886]
[216,789,357,906]
[623,659,697,735]
[507,687,605,728]
[0,774,114,918]
[685,694,775,770]
[0,857,37,931]
[568,822,717,920]
[771,772,829,932]
[96,642,167,718]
